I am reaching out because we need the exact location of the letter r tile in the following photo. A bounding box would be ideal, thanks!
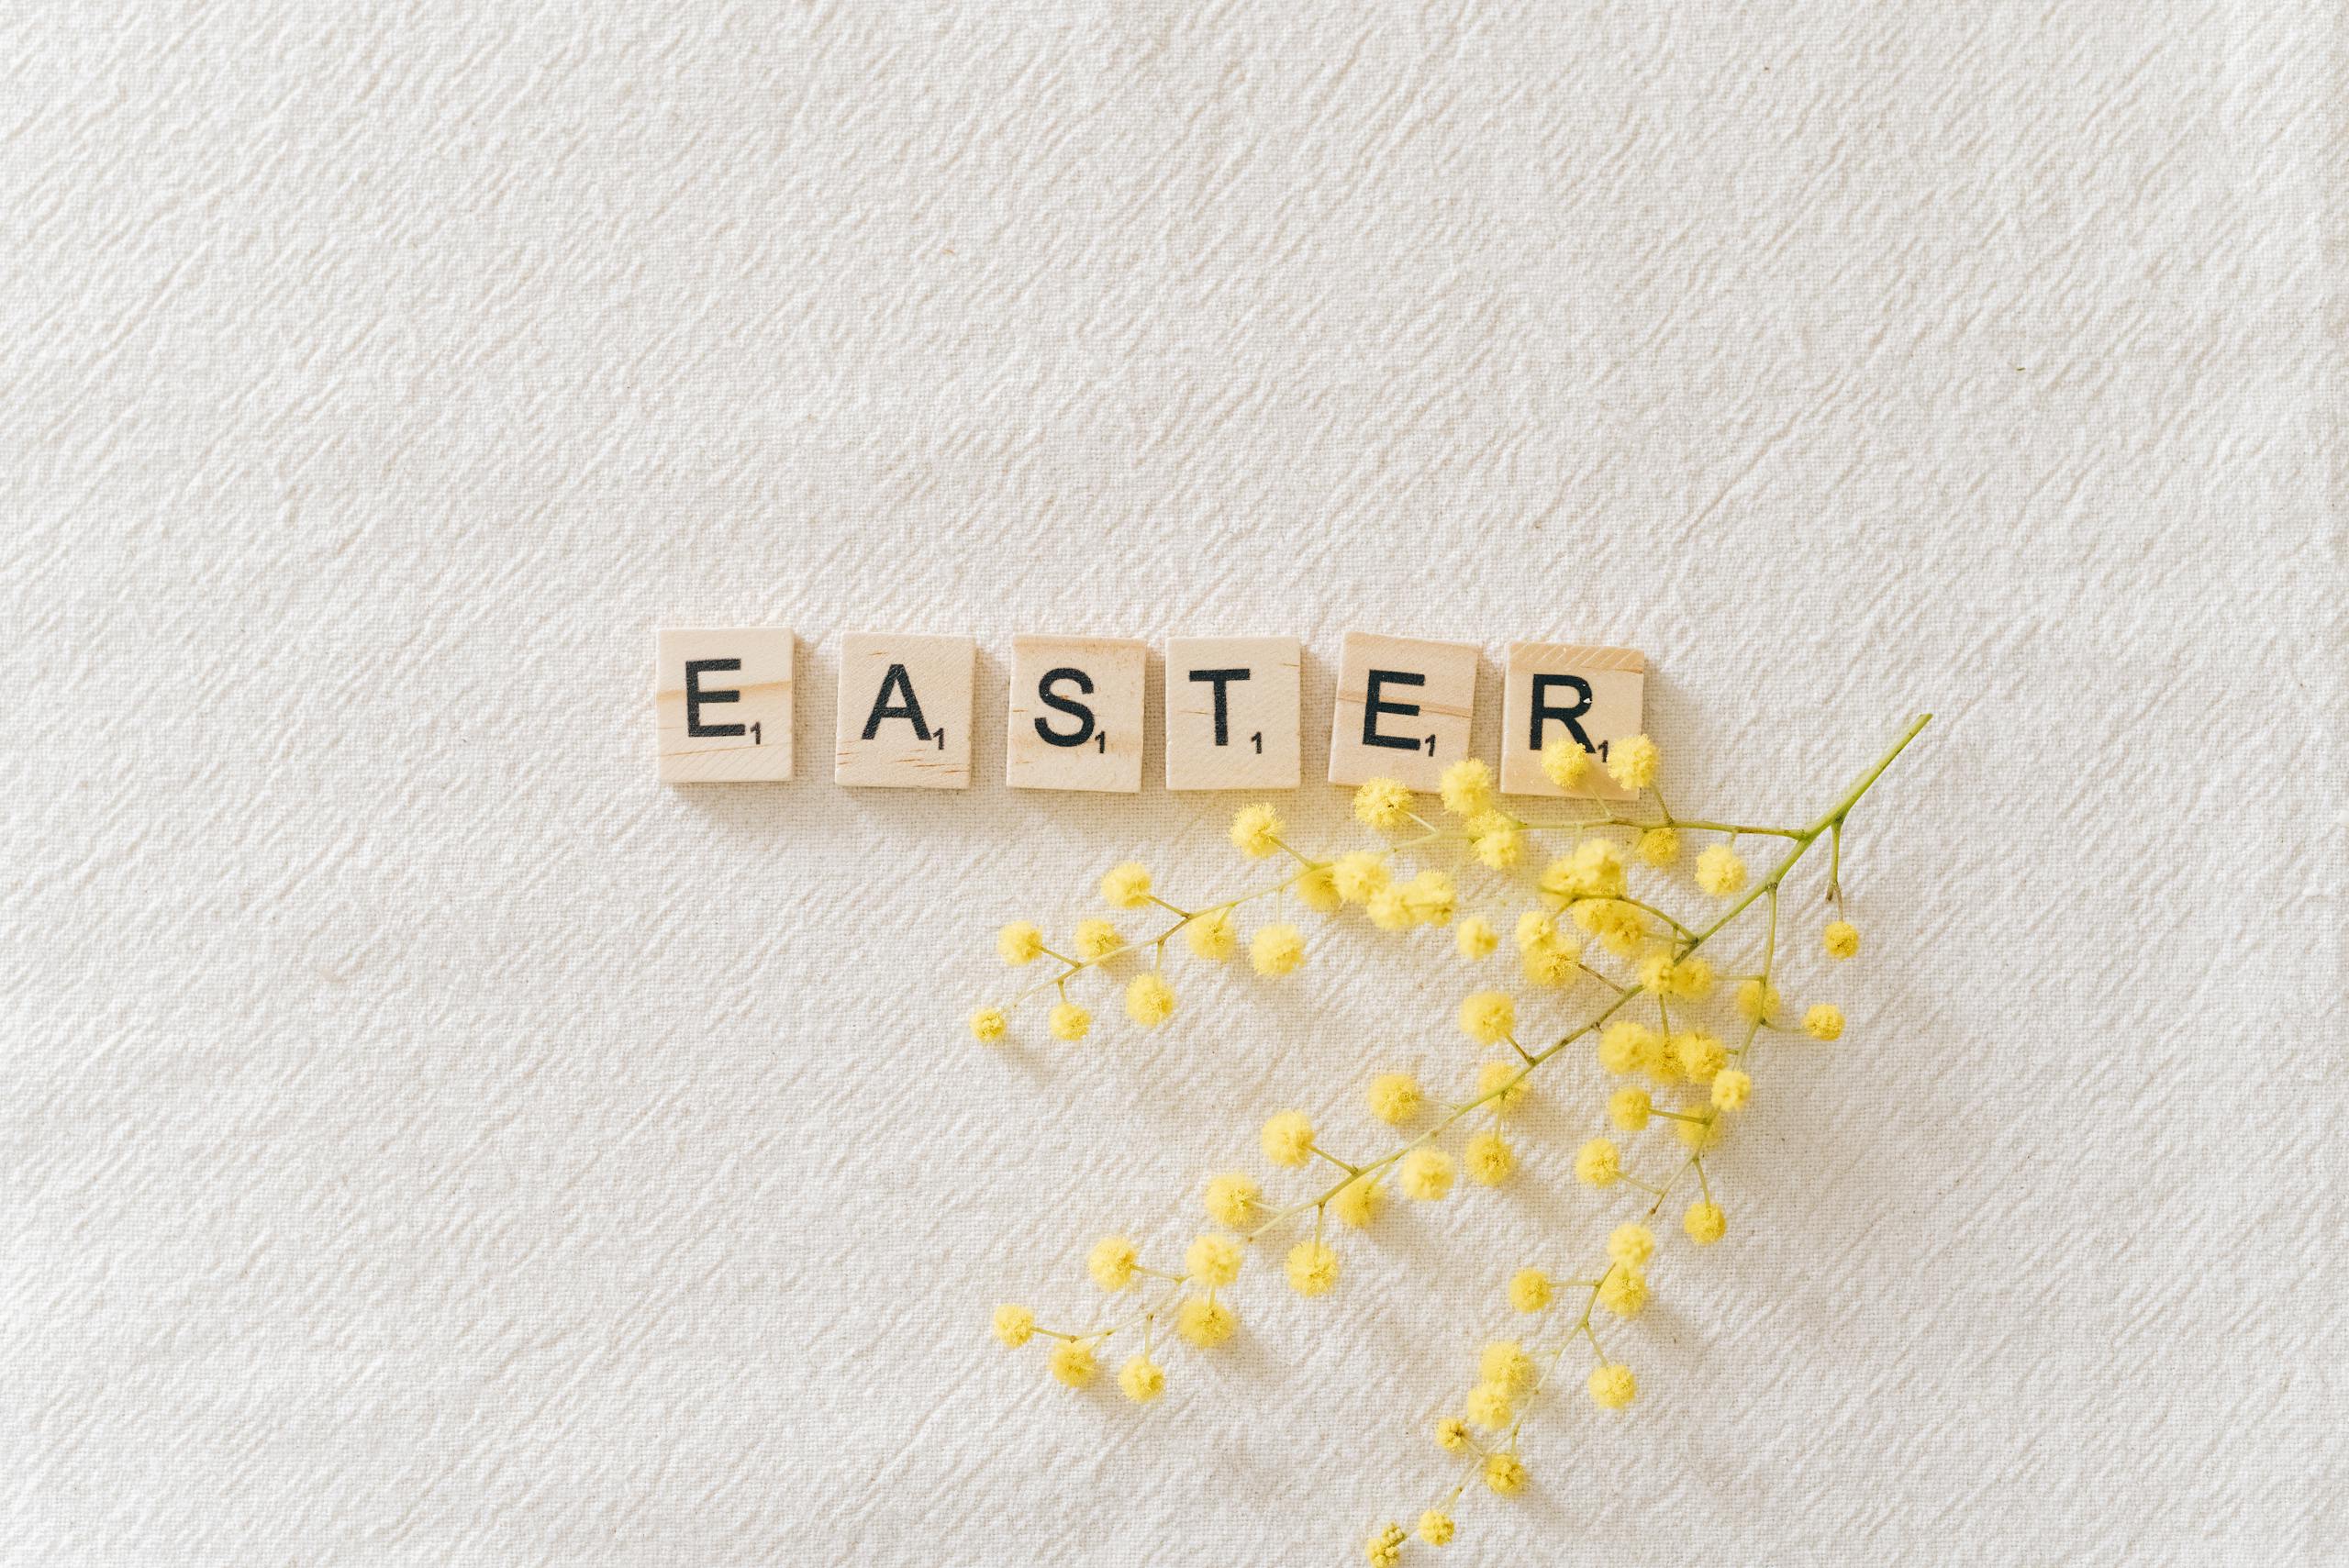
[1499,642,1646,799]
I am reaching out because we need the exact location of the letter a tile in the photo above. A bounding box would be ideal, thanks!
[835,632,974,788]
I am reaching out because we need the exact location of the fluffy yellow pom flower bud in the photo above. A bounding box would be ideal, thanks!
[1484,1452,1527,1495]
[1455,916,1499,961]
[1608,1086,1652,1131]
[1048,1001,1092,1041]
[1606,733,1658,791]
[1508,1267,1553,1313]
[1587,1362,1637,1409]
[1364,1521,1407,1567]
[1636,826,1680,866]
[1464,1129,1515,1186]
[1119,1354,1165,1403]
[1476,1059,1530,1113]
[1204,1173,1262,1228]
[1366,1072,1422,1126]
[1458,991,1514,1043]
[1598,1265,1649,1318]
[1125,972,1175,1026]
[1549,837,1626,900]
[1049,1340,1097,1388]
[1598,1020,1653,1075]
[1608,1223,1655,1268]
[1419,1511,1455,1546]
[1183,908,1236,962]
[1684,1200,1727,1245]
[1712,1068,1753,1111]
[1540,736,1590,789]
[1331,1173,1382,1229]
[1672,1030,1727,1082]
[1521,940,1578,988]
[1366,887,1414,931]
[1087,1235,1140,1291]
[997,921,1044,965]
[1439,757,1495,817]
[1293,862,1341,912]
[1434,1416,1471,1452]
[1249,922,1306,976]
[1695,843,1748,895]
[1515,911,1557,952]
[1671,953,1716,1000]
[1468,811,1523,869]
[1230,803,1284,859]
[1261,1110,1314,1167]
[1401,869,1456,927]
[969,1006,1008,1044]
[1822,917,1859,959]
[1099,862,1152,908]
[1464,1381,1513,1429]
[1399,1147,1454,1201]
[1735,977,1782,1024]
[1804,1003,1845,1040]
[1332,851,1390,904]
[1073,918,1123,962]
[1286,1240,1340,1296]
[1353,777,1414,829]
[992,1304,1035,1348]
[1175,1296,1236,1348]
[1574,1138,1622,1187]
[1642,951,1715,1000]
[1185,1232,1243,1287]
[1480,1340,1536,1394]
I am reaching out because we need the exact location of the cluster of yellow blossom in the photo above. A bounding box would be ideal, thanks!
[974,716,1930,1559]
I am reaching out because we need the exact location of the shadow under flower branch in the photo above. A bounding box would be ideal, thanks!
[975,714,1932,1561]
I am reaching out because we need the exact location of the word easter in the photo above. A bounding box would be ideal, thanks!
[654,629,1644,798]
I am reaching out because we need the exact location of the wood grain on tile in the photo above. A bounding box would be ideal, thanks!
[1006,635,1148,792]
[1327,631,1479,790]
[1163,635,1300,790]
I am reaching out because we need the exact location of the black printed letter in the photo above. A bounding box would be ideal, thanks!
[862,663,931,741]
[1187,667,1250,747]
[1530,673,1594,752]
[1363,669,1424,751]
[1035,667,1097,748]
[685,659,744,738]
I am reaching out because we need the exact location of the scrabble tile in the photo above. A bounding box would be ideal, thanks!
[1327,632,1480,790]
[654,628,794,784]
[1007,635,1149,792]
[1163,636,1301,790]
[834,632,974,788]
[1498,642,1647,800]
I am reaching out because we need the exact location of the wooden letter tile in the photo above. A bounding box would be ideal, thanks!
[834,632,974,788]
[1498,642,1646,800]
[1163,636,1301,790]
[1007,635,1148,792]
[655,628,794,784]
[1327,632,1479,790]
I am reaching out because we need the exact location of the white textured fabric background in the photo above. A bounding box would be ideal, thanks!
[3,5,2343,1564]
